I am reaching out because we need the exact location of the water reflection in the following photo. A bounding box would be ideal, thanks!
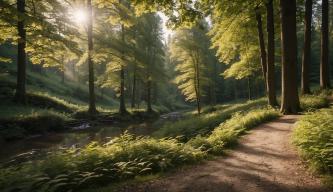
[0,121,160,164]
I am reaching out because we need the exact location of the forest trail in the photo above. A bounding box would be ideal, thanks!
[120,115,332,192]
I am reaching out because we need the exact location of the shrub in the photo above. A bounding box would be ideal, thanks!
[293,108,333,175]
[300,95,329,112]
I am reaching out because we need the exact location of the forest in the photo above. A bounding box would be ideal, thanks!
[0,0,333,191]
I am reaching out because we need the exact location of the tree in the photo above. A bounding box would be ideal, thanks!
[135,13,166,113]
[320,0,330,89]
[171,24,211,114]
[280,0,300,114]
[255,7,267,88]
[210,1,262,101]
[119,23,127,114]
[1,0,80,103]
[87,0,97,114]
[94,0,135,114]
[15,0,26,103]
[265,0,278,106]
[301,0,313,94]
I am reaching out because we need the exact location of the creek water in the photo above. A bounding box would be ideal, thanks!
[0,112,184,165]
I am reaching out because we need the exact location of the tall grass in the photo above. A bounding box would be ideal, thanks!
[300,94,329,112]
[0,105,71,140]
[154,98,268,140]
[188,108,280,154]
[0,134,205,192]
[292,108,333,185]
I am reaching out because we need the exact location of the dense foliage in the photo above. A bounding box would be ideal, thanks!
[293,107,333,185]
[0,134,205,192]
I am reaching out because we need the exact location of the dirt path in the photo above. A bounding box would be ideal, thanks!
[119,115,332,192]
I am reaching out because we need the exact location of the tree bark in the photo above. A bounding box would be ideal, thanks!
[119,66,127,113]
[255,8,267,86]
[15,0,26,103]
[279,0,300,114]
[131,69,136,108]
[146,79,152,113]
[87,0,97,114]
[301,0,312,94]
[119,24,127,114]
[146,46,154,113]
[194,52,201,114]
[266,0,278,106]
[320,0,330,89]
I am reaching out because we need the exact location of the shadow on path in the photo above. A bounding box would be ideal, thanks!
[119,115,332,192]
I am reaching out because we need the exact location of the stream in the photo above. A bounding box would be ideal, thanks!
[0,111,185,165]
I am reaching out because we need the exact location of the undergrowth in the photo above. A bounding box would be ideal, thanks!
[188,108,280,155]
[154,98,268,141]
[0,134,205,192]
[0,103,71,139]
[300,94,329,112]
[292,108,333,186]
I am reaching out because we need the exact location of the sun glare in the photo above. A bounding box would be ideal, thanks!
[73,9,88,25]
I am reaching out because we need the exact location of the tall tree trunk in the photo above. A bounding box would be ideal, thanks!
[194,53,201,114]
[280,0,300,114]
[131,31,137,109]
[119,24,127,114]
[255,8,267,86]
[301,0,312,94]
[146,47,154,113]
[15,0,26,103]
[131,69,136,108]
[266,0,278,106]
[87,0,97,114]
[320,0,330,89]
[247,77,252,100]
[146,79,152,113]
[119,66,127,113]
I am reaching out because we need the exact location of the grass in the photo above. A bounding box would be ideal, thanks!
[154,98,268,141]
[0,134,205,192]
[188,108,280,155]
[292,107,333,187]
[0,103,71,140]
[300,94,330,112]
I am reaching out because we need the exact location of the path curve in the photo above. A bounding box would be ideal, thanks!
[119,115,332,192]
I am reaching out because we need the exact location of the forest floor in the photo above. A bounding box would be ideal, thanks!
[117,115,332,192]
